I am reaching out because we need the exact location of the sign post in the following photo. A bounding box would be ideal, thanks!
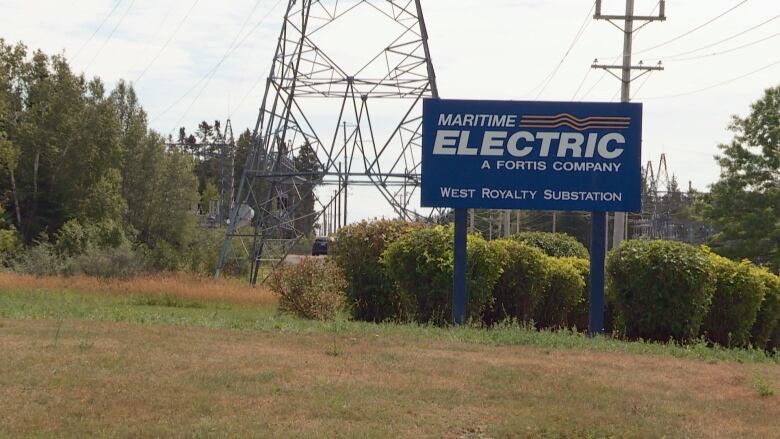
[589,212,607,334]
[453,208,468,325]
[421,98,642,332]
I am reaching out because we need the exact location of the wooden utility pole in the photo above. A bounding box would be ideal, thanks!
[592,0,665,249]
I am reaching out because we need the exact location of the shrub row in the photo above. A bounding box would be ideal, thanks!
[330,224,590,327]
[607,239,780,350]
[329,219,425,322]
[327,220,780,351]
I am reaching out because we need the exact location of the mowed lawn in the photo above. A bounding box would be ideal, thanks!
[1,274,779,438]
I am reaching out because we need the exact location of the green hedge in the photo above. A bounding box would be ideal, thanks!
[512,231,589,258]
[331,219,424,322]
[534,256,586,329]
[607,240,714,342]
[381,225,502,324]
[485,240,548,324]
[700,252,766,347]
[560,257,591,331]
[750,268,780,350]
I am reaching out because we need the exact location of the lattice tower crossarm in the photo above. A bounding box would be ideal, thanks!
[215,0,439,284]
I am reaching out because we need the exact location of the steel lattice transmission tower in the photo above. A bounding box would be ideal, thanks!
[216,0,439,284]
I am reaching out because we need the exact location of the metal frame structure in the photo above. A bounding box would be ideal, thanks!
[215,0,439,284]
[168,119,236,226]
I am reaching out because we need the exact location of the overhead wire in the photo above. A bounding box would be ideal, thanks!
[135,0,202,83]
[570,68,592,100]
[642,13,780,62]
[151,0,283,126]
[630,72,653,100]
[638,57,780,100]
[661,31,780,63]
[131,0,181,74]
[520,0,595,99]
[72,0,124,61]
[633,0,749,56]
[84,0,137,71]
[168,0,278,133]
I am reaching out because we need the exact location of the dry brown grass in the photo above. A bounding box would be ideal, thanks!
[0,272,276,306]
[1,318,779,438]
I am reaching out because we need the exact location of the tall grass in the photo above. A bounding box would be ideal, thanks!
[0,272,276,306]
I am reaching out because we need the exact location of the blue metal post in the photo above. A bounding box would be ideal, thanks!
[453,208,468,325]
[589,211,606,335]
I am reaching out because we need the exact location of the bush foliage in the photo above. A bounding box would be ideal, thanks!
[556,257,591,330]
[607,239,714,341]
[534,257,586,329]
[750,268,780,350]
[382,225,502,324]
[267,257,347,320]
[700,251,766,347]
[331,219,425,322]
[485,240,548,324]
[512,231,589,258]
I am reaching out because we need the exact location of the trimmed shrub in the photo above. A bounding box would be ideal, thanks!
[267,257,347,320]
[700,252,766,347]
[331,219,425,322]
[512,231,588,258]
[381,225,502,324]
[561,257,591,331]
[750,268,780,350]
[607,239,714,342]
[535,256,586,329]
[485,239,548,324]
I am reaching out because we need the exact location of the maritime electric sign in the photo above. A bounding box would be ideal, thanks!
[421,99,642,212]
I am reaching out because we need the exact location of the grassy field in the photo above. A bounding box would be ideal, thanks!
[1,273,779,438]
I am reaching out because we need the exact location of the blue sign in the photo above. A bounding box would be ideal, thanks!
[421,99,642,212]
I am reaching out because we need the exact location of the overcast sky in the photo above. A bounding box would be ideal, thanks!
[2,0,779,220]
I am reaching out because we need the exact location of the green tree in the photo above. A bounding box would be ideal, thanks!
[292,142,320,236]
[702,85,780,269]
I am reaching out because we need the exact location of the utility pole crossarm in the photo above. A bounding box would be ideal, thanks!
[594,0,666,21]
[591,64,664,71]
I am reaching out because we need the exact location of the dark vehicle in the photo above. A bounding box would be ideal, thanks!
[311,236,331,256]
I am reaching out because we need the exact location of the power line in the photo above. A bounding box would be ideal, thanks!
[231,65,269,118]
[633,0,749,56]
[643,13,780,62]
[630,71,653,99]
[639,57,780,99]
[571,68,591,100]
[135,0,202,83]
[521,1,595,98]
[662,31,780,63]
[84,0,137,71]
[166,0,283,131]
[151,0,282,125]
[72,0,124,61]
[578,55,620,101]
[127,1,181,75]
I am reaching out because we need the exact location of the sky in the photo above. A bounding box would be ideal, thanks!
[2,0,779,220]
